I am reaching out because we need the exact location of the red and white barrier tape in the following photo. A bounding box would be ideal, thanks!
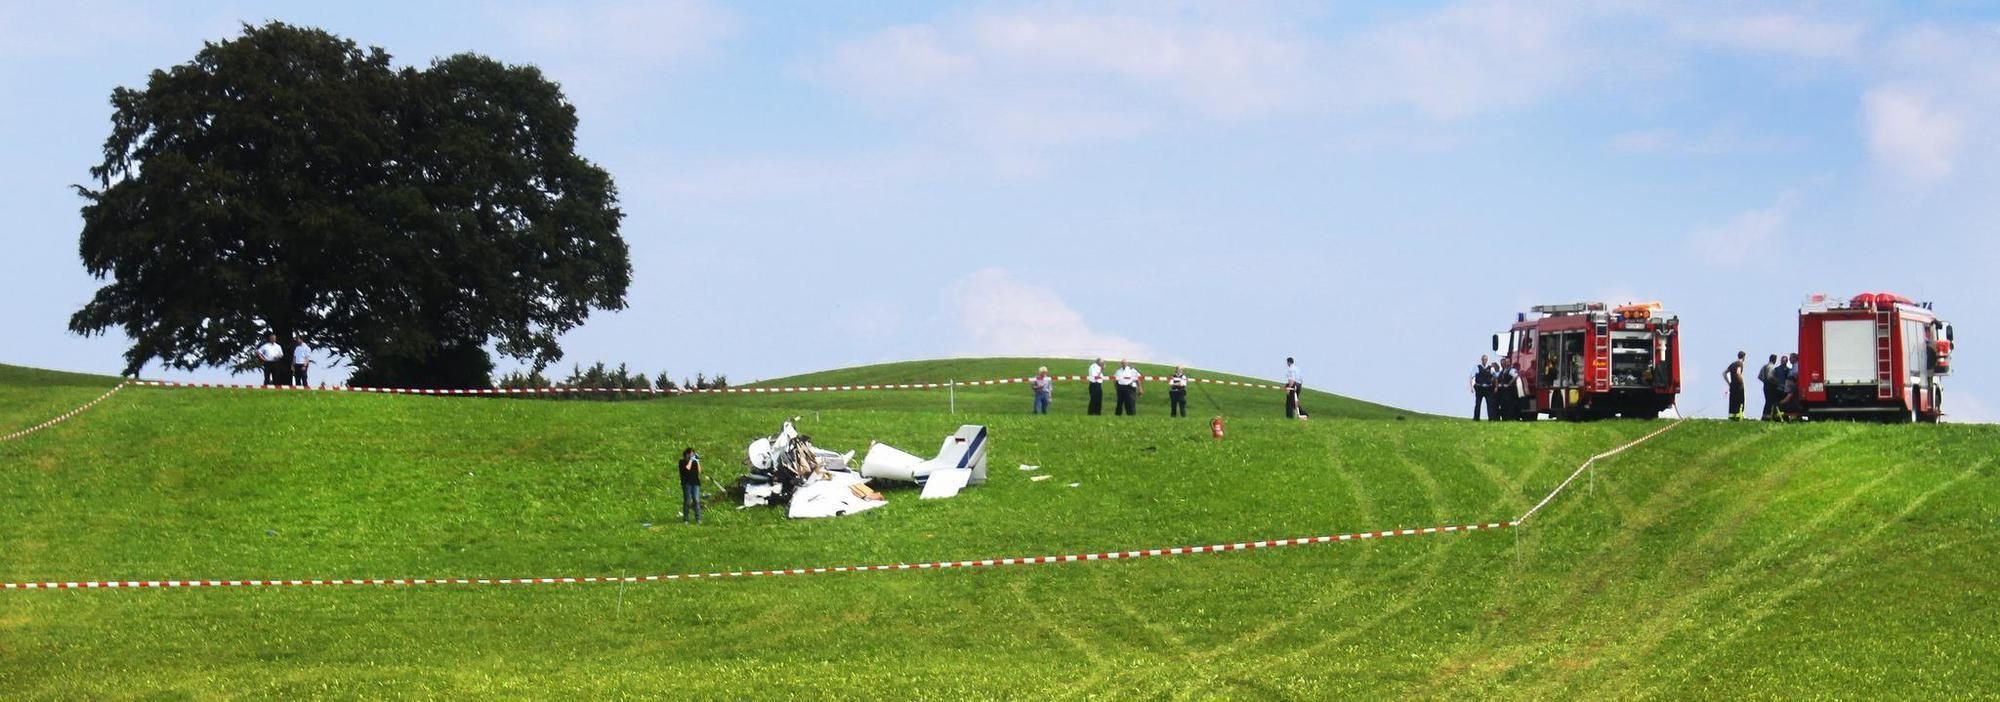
[0,383,127,444]
[1,520,1512,590]
[131,375,1288,397]
[1515,419,1685,525]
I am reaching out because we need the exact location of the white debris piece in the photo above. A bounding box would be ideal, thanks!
[920,468,973,499]
[1018,464,1039,471]
[787,471,887,519]
[860,425,988,488]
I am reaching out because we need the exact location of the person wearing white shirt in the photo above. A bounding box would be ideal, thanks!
[291,337,313,388]
[1167,366,1190,417]
[1086,358,1106,415]
[254,334,285,386]
[1113,360,1141,416]
[1284,357,1306,419]
[1030,366,1053,414]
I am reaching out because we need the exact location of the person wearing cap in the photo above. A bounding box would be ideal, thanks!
[254,334,285,386]
[1167,365,1190,417]
[1113,360,1141,415]
[1086,358,1105,416]
[1030,366,1053,414]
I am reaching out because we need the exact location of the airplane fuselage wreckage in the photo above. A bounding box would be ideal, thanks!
[739,419,989,519]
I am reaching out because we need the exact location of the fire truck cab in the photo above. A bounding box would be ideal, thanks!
[1493,301,1682,420]
[1796,292,1953,423]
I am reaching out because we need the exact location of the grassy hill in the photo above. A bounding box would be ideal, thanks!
[0,364,121,437]
[1,361,1994,698]
[705,357,1414,419]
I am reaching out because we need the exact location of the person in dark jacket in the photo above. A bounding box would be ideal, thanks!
[1471,355,1495,420]
[1757,354,1779,421]
[1495,359,1521,421]
[1167,366,1190,417]
[678,447,703,524]
[1725,351,1747,420]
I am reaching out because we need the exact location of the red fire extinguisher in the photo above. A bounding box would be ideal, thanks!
[1211,416,1225,440]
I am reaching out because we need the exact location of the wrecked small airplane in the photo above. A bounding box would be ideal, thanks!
[737,420,989,518]
[739,419,881,519]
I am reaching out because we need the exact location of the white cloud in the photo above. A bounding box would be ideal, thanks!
[946,268,1152,360]
[810,5,1306,161]
[646,149,941,202]
[1608,123,1805,156]
[1862,87,1964,185]
[966,10,1310,119]
[494,0,734,113]
[501,0,733,66]
[1671,12,1864,60]
[820,24,974,100]
[1329,0,1594,120]
[1687,190,1797,267]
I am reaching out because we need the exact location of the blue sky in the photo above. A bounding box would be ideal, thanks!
[2,1,1995,420]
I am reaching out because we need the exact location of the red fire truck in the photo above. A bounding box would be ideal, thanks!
[1795,292,1954,422]
[1493,301,1682,420]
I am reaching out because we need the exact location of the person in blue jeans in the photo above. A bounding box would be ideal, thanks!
[677,447,703,524]
[1031,366,1053,414]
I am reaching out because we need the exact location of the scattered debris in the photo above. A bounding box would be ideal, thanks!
[1030,475,1052,482]
[1018,464,1040,471]
[737,419,876,518]
[1067,483,1081,488]
[736,420,990,517]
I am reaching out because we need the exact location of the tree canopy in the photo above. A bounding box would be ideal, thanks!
[70,22,630,387]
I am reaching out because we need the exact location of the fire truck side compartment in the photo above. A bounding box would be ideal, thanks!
[1820,319,1876,386]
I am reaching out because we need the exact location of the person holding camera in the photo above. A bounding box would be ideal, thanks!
[678,447,703,524]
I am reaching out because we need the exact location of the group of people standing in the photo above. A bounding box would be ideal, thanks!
[1727,351,1803,421]
[1050,358,1163,416]
[1032,357,1305,419]
[1469,354,1526,421]
[253,334,313,387]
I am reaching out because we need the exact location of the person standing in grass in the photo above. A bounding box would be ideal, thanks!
[1031,366,1053,414]
[1086,358,1106,416]
[678,447,703,524]
[1114,360,1141,415]
[1167,366,1190,417]
[1470,354,1494,421]
[255,333,285,386]
[1757,354,1779,421]
[1725,351,1747,420]
[1495,359,1521,421]
[1285,357,1306,419]
[1780,352,1803,421]
[291,336,312,388]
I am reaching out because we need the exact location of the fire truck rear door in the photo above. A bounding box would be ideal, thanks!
[1822,319,1875,385]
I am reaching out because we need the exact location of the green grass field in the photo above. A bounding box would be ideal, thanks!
[1,360,1994,699]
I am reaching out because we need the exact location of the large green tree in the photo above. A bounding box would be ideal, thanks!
[70,22,629,387]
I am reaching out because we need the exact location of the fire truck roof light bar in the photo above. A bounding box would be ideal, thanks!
[1530,302,1606,315]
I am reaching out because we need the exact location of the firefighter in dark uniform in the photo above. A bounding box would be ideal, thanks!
[1495,358,1520,421]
